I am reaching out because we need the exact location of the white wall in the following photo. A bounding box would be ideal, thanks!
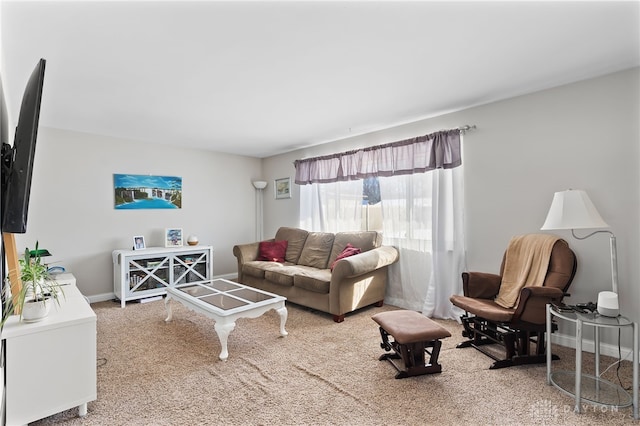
[14,128,263,300]
[261,68,640,349]
[7,68,639,350]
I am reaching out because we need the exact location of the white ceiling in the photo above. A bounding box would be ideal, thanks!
[1,1,639,158]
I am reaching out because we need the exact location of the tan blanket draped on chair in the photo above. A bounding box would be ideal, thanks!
[494,234,562,309]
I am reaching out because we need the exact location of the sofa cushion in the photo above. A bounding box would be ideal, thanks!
[275,227,309,263]
[330,243,362,271]
[265,265,303,287]
[298,232,335,269]
[258,240,288,262]
[243,261,290,279]
[329,231,380,266]
[294,267,331,294]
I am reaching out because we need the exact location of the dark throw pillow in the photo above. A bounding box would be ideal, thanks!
[258,240,288,262]
[330,243,362,271]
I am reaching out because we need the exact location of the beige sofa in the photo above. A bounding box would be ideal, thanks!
[232,227,399,322]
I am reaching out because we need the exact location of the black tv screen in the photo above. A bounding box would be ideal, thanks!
[1,59,46,234]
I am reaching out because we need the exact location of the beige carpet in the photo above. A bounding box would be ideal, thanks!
[32,299,636,426]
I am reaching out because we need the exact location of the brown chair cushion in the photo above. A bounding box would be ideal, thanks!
[449,295,515,323]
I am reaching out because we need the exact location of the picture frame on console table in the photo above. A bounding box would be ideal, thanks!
[275,177,291,199]
[165,228,183,247]
[133,235,145,250]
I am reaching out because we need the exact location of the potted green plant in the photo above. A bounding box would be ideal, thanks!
[14,242,62,322]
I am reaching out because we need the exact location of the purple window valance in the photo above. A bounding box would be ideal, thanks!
[294,129,461,185]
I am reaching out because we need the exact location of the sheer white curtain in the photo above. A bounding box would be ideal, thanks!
[379,166,466,319]
[299,179,363,233]
[295,128,466,319]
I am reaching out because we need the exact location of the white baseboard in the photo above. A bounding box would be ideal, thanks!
[87,292,117,304]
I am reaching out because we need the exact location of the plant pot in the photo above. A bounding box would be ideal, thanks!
[21,297,52,322]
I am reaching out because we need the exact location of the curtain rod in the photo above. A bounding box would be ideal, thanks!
[294,125,476,164]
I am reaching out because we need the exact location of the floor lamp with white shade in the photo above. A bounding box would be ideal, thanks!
[540,189,619,317]
[252,181,267,241]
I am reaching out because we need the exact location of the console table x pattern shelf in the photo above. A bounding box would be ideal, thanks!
[113,246,213,307]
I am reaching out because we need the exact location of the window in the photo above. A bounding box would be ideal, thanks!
[362,177,382,232]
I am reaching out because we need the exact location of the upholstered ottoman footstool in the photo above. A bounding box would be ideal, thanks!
[372,310,451,379]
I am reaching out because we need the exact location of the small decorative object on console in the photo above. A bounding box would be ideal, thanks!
[187,235,199,246]
[165,228,183,247]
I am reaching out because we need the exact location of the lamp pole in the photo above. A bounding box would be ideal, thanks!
[571,229,618,294]
[252,181,267,241]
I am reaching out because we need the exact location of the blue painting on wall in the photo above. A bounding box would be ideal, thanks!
[114,174,182,209]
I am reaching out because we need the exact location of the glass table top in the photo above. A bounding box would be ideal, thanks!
[175,279,279,311]
[549,306,633,327]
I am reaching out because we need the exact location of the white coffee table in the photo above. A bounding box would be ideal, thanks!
[165,278,288,360]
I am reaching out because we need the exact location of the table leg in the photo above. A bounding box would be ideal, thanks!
[575,319,583,413]
[164,295,173,322]
[595,326,600,396]
[634,322,638,420]
[546,305,551,385]
[276,306,288,336]
[214,321,236,361]
[78,403,87,417]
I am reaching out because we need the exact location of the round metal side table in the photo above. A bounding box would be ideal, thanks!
[546,304,638,420]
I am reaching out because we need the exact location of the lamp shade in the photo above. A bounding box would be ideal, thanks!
[541,189,609,230]
[252,181,267,189]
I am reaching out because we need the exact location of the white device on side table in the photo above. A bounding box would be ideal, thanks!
[597,290,619,317]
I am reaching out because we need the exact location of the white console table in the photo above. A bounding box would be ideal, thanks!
[113,245,214,307]
[1,273,97,425]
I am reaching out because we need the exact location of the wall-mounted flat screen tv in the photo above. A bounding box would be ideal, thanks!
[1,58,46,234]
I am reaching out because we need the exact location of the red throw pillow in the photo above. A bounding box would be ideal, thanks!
[258,240,288,262]
[330,243,362,271]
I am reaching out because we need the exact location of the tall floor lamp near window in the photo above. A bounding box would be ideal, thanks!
[252,181,267,241]
[541,189,619,317]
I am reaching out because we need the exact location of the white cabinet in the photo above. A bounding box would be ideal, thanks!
[112,245,213,307]
[2,274,97,425]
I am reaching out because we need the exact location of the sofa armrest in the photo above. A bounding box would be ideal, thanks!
[232,242,261,264]
[331,246,399,279]
[462,272,502,299]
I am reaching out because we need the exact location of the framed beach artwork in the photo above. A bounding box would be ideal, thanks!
[114,174,182,209]
[165,228,183,247]
[275,177,291,199]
